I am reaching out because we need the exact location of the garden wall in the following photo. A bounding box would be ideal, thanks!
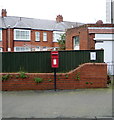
[2,63,107,91]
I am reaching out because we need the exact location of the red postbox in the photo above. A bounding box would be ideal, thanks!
[51,51,59,68]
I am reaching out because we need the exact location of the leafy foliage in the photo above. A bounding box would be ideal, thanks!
[34,77,43,83]
[19,72,28,79]
[75,72,80,80]
[57,33,66,50]
[2,74,10,81]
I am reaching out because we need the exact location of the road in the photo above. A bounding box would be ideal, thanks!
[2,86,113,119]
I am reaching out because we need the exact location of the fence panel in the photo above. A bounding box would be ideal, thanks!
[2,50,104,73]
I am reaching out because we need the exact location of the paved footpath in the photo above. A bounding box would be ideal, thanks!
[1,118,114,120]
[2,86,113,119]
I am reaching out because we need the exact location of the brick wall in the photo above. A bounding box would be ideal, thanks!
[2,63,107,91]
[66,24,114,50]
[2,29,7,52]
[66,25,95,50]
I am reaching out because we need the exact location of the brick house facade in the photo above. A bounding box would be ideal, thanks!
[0,9,83,52]
[66,21,114,75]
[66,22,114,50]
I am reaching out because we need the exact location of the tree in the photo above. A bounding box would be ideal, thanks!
[57,33,66,50]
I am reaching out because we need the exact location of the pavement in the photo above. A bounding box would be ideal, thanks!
[1,85,113,120]
[1,118,114,120]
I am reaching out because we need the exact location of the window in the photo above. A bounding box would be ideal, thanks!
[43,47,47,51]
[43,32,47,41]
[0,47,2,52]
[35,32,40,41]
[14,29,31,41]
[53,31,65,42]
[0,30,2,41]
[35,46,40,51]
[14,47,31,52]
[73,36,79,50]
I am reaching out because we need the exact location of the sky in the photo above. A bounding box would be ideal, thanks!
[0,0,106,23]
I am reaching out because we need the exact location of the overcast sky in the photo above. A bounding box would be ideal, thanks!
[1,0,106,23]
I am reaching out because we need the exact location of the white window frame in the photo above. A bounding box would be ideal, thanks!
[73,36,79,50]
[43,32,47,41]
[53,31,65,42]
[35,46,40,51]
[0,47,2,52]
[14,47,31,52]
[43,46,47,51]
[35,32,40,41]
[14,29,31,41]
[0,30,2,41]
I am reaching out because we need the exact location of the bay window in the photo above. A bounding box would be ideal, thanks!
[14,29,31,41]
[14,47,31,52]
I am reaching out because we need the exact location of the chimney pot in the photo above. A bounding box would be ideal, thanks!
[56,15,63,23]
[1,9,7,17]
[96,20,103,25]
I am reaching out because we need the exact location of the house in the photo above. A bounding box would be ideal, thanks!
[0,9,83,52]
[66,20,114,75]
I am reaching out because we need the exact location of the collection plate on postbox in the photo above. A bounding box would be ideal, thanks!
[51,51,59,68]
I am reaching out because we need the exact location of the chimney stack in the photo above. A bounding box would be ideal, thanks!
[1,9,7,17]
[96,20,103,25]
[56,15,63,23]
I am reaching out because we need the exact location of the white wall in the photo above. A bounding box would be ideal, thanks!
[104,41,112,62]
[94,33,114,75]
[106,0,112,23]
[95,42,104,49]
[106,0,114,23]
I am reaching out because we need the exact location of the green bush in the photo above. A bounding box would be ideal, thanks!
[85,82,89,84]
[19,72,28,79]
[15,75,19,78]
[90,82,93,85]
[2,74,10,81]
[34,77,43,83]
[65,74,69,79]
[75,72,80,80]
[48,79,52,82]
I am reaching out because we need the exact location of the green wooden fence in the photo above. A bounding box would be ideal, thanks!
[1,50,104,73]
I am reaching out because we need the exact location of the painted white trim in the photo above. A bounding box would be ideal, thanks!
[94,38,113,41]
[94,33,114,41]
[53,31,65,34]
[88,27,114,30]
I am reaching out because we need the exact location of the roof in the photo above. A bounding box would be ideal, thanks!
[0,16,83,31]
